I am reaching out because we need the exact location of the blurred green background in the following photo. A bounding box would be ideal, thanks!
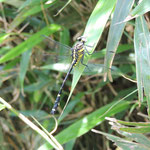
[0,0,150,150]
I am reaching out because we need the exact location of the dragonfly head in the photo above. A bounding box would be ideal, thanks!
[77,36,87,43]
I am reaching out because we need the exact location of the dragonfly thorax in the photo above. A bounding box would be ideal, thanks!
[72,40,85,66]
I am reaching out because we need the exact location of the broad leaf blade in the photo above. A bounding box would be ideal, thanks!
[103,0,135,81]
[131,0,150,17]
[134,16,150,115]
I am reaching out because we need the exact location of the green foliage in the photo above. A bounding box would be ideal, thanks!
[134,16,150,115]
[0,0,150,149]
[92,127,150,150]
[92,117,150,150]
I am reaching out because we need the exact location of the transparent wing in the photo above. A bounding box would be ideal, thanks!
[42,35,72,57]
[83,64,122,76]
[32,36,130,78]
[39,62,124,79]
[31,36,73,68]
[38,52,124,77]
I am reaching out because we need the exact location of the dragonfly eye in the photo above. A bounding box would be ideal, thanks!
[77,36,87,43]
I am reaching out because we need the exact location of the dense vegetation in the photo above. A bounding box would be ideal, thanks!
[0,0,150,150]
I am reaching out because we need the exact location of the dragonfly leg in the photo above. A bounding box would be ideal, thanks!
[80,54,91,72]
[85,44,94,48]
[81,54,88,67]
[84,46,92,55]
[81,53,91,71]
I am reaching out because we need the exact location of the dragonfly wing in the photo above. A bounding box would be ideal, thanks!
[34,37,130,78]
[32,36,73,69]
[83,64,122,76]
[42,35,72,56]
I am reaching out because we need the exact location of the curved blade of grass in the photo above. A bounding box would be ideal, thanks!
[131,0,150,17]
[19,49,32,92]
[92,129,150,150]
[0,33,11,44]
[134,16,150,115]
[125,0,150,22]
[54,0,72,16]
[103,0,135,81]
[0,24,61,63]
[63,0,117,115]
[117,120,150,127]
[120,126,150,134]
[120,129,150,147]
[0,104,5,111]
[106,118,150,147]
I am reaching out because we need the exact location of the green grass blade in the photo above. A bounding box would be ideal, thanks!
[0,33,11,44]
[92,130,150,150]
[134,16,150,115]
[120,126,150,134]
[19,49,32,91]
[117,120,150,127]
[103,0,135,81]
[120,130,150,147]
[0,104,5,111]
[131,0,150,17]
[106,118,150,148]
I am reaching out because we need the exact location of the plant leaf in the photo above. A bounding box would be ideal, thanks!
[103,0,135,81]
[19,49,32,91]
[131,0,150,17]
[92,129,150,150]
[134,16,150,114]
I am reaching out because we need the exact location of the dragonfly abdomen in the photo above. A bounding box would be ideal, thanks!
[50,60,77,114]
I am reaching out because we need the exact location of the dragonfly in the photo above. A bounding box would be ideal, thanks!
[45,36,93,114]
[38,35,123,115]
